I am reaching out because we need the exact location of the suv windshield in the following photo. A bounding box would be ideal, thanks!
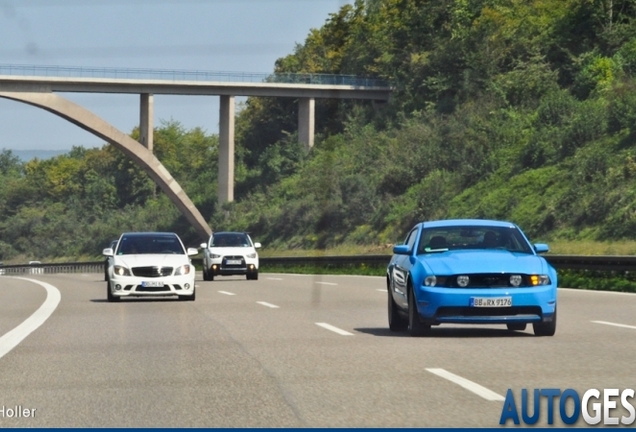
[211,233,250,247]
[416,226,533,255]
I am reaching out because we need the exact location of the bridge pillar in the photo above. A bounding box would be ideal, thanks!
[140,93,154,151]
[218,95,235,205]
[298,97,315,149]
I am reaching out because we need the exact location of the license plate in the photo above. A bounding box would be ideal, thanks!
[470,297,512,307]
[226,259,242,265]
[142,281,164,287]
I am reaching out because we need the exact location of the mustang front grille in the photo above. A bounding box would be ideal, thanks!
[436,306,543,317]
[441,273,537,288]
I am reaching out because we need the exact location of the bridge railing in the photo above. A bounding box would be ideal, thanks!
[1,255,636,276]
[0,64,391,88]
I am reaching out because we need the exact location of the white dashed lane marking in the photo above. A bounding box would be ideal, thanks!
[218,291,236,296]
[257,301,279,309]
[426,368,505,402]
[592,320,636,330]
[267,277,283,281]
[315,282,337,286]
[315,322,354,336]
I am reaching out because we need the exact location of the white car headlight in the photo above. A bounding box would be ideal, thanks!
[246,252,257,259]
[210,253,221,259]
[113,265,131,276]
[174,264,191,275]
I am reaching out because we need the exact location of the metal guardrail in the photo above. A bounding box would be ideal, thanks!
[260,254,636,272]
[0,64,391,88]
[1,255,635,276]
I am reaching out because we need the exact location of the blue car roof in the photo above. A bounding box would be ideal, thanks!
[419,219,517,229]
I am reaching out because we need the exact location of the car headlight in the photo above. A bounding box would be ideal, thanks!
[113,265,131,276]
[246,252,257,259]
[423,275,437,287]
[174,264,191,275]
[510,275,522,287]
[210,253,221,259]
[530,274,551,286]
[456,275,470,287]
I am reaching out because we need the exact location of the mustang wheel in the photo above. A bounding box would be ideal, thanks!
[388,280,407,331]
[408,284,430,337]
[533,307,557,336]
[506,323,527,331]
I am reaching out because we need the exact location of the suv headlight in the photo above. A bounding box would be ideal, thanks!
[246,252,257,259]
[174,264,191,275]
[210,253,221,259]
[113,265,131,276]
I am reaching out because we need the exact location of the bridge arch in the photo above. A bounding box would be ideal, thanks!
[0,91,212,239]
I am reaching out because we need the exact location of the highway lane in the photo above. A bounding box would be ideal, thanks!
[1,272,635,427]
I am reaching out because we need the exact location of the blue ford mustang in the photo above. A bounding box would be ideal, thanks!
[386,219,557,336]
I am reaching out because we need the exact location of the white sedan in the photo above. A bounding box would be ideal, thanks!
[103,232,198,302]
[200,231,261,281]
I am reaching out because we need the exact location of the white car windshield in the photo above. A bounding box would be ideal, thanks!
[116,234,185,255]
[211,233,251,247]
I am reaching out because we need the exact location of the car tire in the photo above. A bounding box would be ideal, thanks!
[533,307,557,336]
[506,323,527,331]
[179,287,196,301]
[408,284,430,337]
[388,279,407,331]
[202,265,210,281]
[107,283,119,302]
[247,271,258,281]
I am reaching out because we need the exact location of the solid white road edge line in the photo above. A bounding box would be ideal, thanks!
[0,277,61,359]
[257,301,279,308]
[218,291,236,296]
[315,322,354,336]
[426,368,505,402]
[592,320,636,330]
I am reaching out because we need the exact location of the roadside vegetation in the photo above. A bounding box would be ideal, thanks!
[2,0,636,293]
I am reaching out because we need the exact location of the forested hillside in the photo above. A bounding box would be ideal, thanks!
[2,0,636,261]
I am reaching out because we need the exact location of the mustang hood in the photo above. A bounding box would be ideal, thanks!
[420,250,548,275]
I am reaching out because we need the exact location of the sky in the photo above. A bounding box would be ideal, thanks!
[0,0,351,151]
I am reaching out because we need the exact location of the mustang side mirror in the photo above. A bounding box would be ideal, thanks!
[393,245,410,255]
[534,243,549,254]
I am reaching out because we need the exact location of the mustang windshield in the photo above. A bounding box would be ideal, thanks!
[417,226,533,254]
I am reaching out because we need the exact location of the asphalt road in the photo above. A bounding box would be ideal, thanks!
[1,272,635,428]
